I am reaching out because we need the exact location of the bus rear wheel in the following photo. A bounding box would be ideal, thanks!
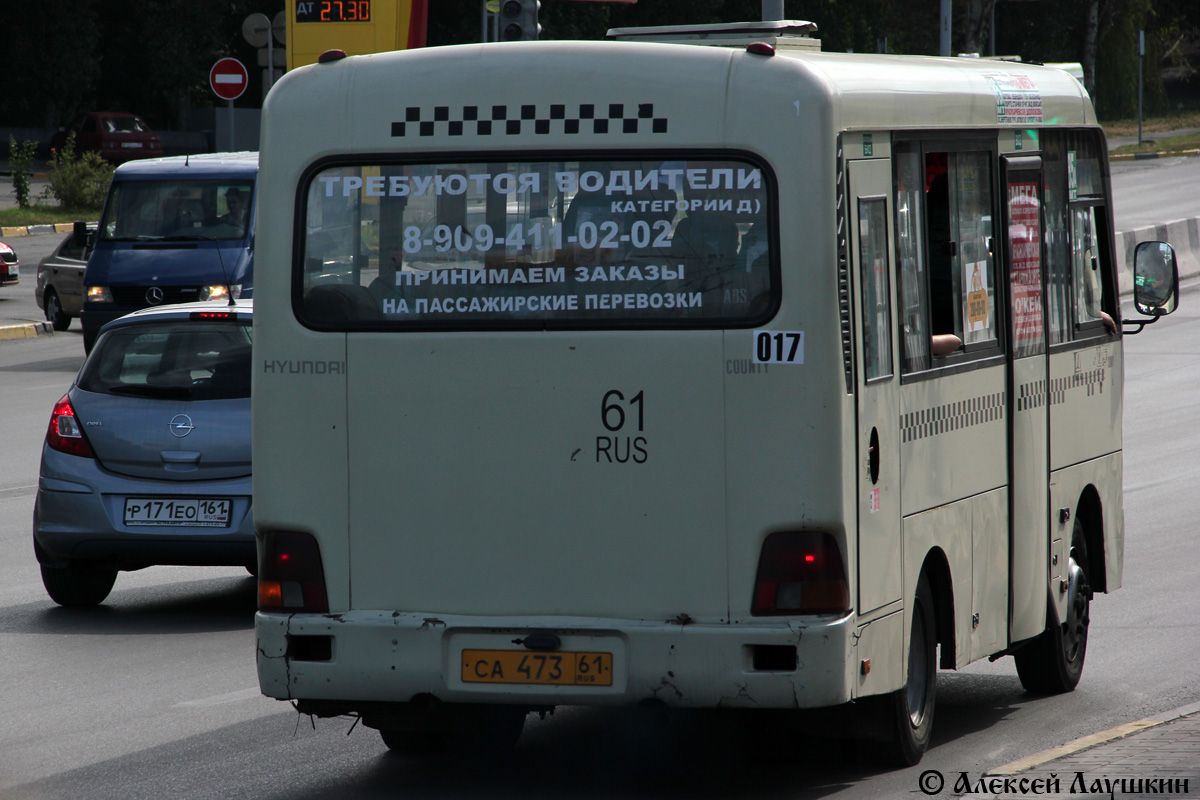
[1015,519,1090,693]
[880,572,936,766]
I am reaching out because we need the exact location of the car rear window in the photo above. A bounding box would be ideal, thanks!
[296,155,777,330]
[78,320,252,401]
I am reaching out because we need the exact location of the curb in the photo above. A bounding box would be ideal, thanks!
[0,222,74,238]
[987,700,1200,776]
[1110,147,1200,161]
[0,321,54,340]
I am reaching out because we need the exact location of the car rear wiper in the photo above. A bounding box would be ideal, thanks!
[106,384,194,399]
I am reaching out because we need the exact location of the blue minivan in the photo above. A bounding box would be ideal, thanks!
[79,152,257,351]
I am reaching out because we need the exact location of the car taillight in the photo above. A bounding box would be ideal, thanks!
[259,531,329,613]
[46,394,95,458]
[751,531,849,615]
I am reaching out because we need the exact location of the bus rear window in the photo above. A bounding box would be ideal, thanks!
[297,157,775,328]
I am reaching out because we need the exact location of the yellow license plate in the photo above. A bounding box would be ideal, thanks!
[462,649,613,686]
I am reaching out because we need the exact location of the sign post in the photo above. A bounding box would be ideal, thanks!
[210,57,249,151]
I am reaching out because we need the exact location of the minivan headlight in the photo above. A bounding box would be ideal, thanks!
[86,286,113,303]
[201,284,242,302]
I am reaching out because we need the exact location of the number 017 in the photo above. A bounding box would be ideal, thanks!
[753,330,805,364]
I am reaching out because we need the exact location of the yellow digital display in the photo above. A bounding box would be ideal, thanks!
[295,1,371,23]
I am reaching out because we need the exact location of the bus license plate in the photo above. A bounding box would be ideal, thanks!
[462,649,613,686]
[124,498,232,527]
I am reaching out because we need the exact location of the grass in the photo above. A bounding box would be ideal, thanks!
[1109,131,1200,157]
[1100,110,1200,138]
[0,204,98,229]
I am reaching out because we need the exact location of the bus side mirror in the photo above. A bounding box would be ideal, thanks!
[1133,241,1179,317]
[71,220,93,250]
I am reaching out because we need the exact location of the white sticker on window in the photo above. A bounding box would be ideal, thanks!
[753,330,804,364]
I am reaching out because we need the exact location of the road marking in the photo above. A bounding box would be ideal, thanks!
[174,688,264,708]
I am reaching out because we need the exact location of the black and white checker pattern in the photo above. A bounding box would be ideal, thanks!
[1050,368,1106,405]
[390,103,668,138]
[901,392,1007,443]
[1016,379,1048,412]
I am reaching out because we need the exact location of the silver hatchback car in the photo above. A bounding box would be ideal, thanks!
[33,300,254,606]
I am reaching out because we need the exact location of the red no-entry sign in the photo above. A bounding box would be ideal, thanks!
[210,58,249,101]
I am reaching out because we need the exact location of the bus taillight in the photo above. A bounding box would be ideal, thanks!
[258,531,329,613]
[751,532,849,615]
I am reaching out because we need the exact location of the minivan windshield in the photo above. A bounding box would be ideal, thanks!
[100,179,254,242]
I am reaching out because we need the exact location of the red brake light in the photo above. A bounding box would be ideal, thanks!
[258,531,329,613]
[46,394,95,458]
[190,311,237,321]
[751,531,849,615]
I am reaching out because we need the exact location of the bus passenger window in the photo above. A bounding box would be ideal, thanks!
[1042,131,1117,341]
[924,151,997,355]
[925,169,955,339]
[894,147,931,372]
[1072,206,1116,333]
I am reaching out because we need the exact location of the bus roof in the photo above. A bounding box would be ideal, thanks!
[262,40,1096,159]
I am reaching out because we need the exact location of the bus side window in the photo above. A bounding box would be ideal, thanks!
[1043,130,1117,341]
[894,146,931,372]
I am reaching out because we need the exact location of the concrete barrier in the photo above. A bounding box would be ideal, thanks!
[1116,217,1200,295]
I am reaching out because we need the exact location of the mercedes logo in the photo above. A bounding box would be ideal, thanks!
[169,414,195,438]
[146,286,165,305]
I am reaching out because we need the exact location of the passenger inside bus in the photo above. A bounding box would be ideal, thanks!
[925,169,963,355]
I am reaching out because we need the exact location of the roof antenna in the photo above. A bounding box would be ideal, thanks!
[185,153,190,167]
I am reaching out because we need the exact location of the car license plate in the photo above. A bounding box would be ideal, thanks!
[124,497,231,527]
[462,649,613,686]
[121,142,143,148]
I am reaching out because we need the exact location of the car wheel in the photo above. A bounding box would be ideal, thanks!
[40,563,118,607]
[1014,518,1090,693]
[45,289,71,331]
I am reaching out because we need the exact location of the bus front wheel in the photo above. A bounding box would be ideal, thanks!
[882,572,936,766]
[1015,519,1090,693]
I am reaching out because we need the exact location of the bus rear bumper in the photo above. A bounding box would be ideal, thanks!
[256,611,854,711]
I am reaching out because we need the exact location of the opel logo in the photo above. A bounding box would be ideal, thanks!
[146,286,165,305]
[169,414,195,438]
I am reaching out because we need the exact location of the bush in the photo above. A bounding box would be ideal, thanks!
[7,136,38,209]
[46,134,113,209]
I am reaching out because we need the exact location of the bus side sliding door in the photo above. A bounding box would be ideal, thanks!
[1002,155,1051,644]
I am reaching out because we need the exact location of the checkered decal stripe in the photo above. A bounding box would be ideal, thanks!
[902,392,1006,443]
[1017,379,1048,412]
[1050,369,1106,405]
[390,103,669,138]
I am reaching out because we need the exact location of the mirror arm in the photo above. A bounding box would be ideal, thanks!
[1121,314,1162,335]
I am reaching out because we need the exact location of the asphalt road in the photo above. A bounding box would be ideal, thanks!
[0,284,1195,799]
[0,154,1196,798]
[1111,154,1200,231]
